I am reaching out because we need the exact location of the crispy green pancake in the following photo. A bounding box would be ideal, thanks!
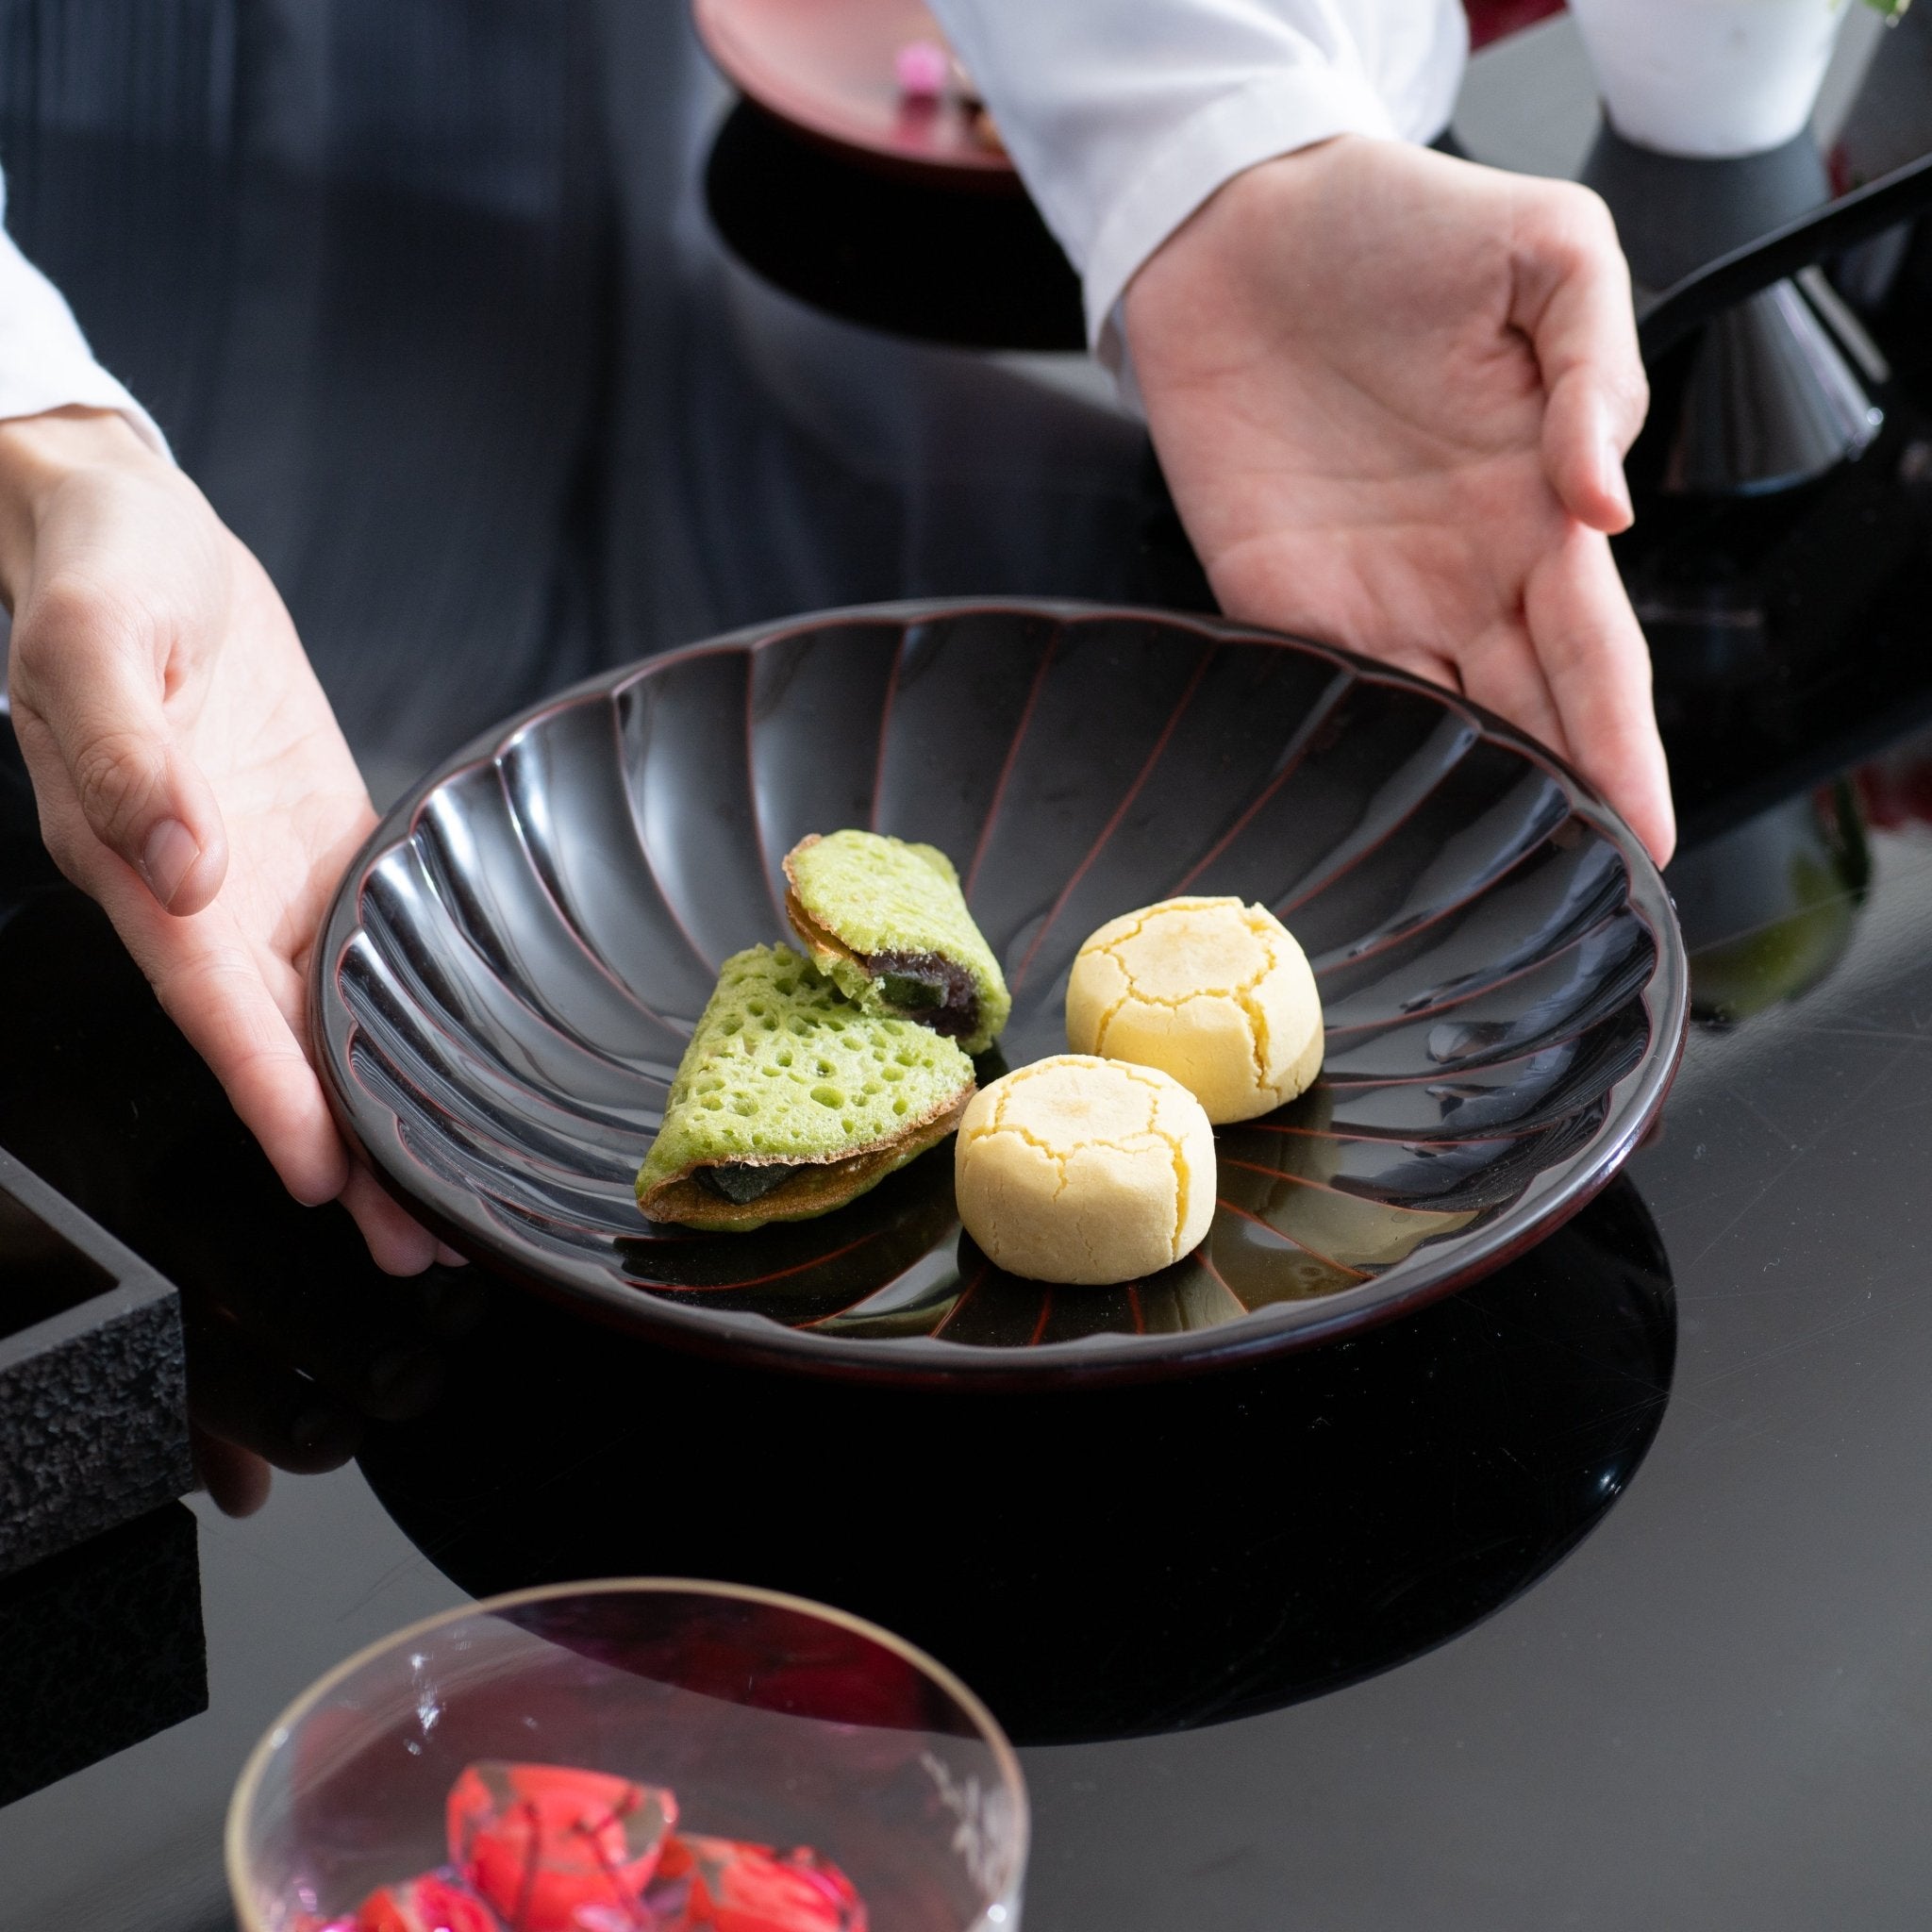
[636,943,975,1230]
[783,830,1010,1055]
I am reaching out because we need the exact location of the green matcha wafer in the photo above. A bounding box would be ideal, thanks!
[637,943,976,1230]
[784,830,1010,1055]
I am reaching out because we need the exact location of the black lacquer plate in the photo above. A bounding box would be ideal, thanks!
[313,601,1687,1383]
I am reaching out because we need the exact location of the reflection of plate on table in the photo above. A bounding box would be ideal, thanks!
[691,0,1019,186]
[313,600,1687,1385]
[358,1177,1676,1744]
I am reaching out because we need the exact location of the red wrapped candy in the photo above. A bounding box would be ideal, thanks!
[356,1874,503,1932]
[448,1762,676,1932]
[655,1834,867,1932]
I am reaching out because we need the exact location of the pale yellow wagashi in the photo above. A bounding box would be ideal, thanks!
[954,1054,1216,1285]
[1065,895,1323,1124]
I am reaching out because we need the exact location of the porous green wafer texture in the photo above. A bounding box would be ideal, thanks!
[789,830,1010,1049]
[637,944,976,1193]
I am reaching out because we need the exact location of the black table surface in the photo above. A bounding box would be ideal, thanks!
[6,5,1932,1928]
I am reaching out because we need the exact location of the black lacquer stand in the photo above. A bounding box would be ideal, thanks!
[0,1500,207,1807]
[705,101,1084,351]
[1615,9,1932,494]
[1630,8,1932,365]
[1590,128,1890,494]
[0,1144,194,1579]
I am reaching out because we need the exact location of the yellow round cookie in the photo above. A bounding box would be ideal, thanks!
[954,1054,1216,1285]
[1065,896,1323,1124]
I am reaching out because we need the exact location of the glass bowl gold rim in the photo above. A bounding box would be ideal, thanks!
[225,1574,1031,1932]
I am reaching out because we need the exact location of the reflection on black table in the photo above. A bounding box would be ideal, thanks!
[357,1178,1674,1745]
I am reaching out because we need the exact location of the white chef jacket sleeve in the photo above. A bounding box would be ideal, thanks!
[0,170,169,457]
[927,0,1468,358]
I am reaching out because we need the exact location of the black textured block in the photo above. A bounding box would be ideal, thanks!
[0,1146,194,1578]
[0,1500,207,1807]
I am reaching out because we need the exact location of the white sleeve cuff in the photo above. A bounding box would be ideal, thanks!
[0,225,171,460]
[926,0,1468,369]
[1082,63,1400,354]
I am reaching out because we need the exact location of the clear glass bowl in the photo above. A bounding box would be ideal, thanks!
[227,1578,1027,1931]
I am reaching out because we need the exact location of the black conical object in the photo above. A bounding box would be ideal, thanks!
[1586,125,1888,494]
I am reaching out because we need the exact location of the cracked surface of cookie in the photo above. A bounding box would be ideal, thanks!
[954,1054,1216,1284]
[1065,896,1324,1124]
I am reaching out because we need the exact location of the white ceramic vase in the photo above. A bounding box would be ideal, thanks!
[1567,0,1853,158]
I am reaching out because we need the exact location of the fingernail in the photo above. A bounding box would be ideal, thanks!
[1604,439,1634,523]
[140,818,200,909]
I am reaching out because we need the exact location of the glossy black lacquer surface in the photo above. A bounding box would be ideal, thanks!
[706,102,1085,350]
[316,602,1684,1377]
[355,1176,1675,1744]
[6,6,1932,1930]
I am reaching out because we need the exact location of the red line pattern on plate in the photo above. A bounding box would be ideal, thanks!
[1192,1244,1244,1310]
[1211,1198,1374,1281]
[1009,644,1218,991]
[606,693,719,978]
[965,626,1058,902]
[868,631,906,833]
[1274,717,1480,920]
[628,1228,887,1292]
[744,644,790,928]
[1318,912,1624,1018]
[1168,669,1353,896]
[1217,1156,1482,1217]
[495,759,690,1041]
[931,1256,993,1337]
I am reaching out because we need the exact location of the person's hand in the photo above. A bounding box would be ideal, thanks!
[0,407,455,1271]
[1124,136,1674,863]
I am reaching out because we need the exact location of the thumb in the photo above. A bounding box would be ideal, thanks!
[12,582,228,913]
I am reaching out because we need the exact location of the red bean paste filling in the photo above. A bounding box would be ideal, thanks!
[697,1162,805,1205]
[868,950,980,1040]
